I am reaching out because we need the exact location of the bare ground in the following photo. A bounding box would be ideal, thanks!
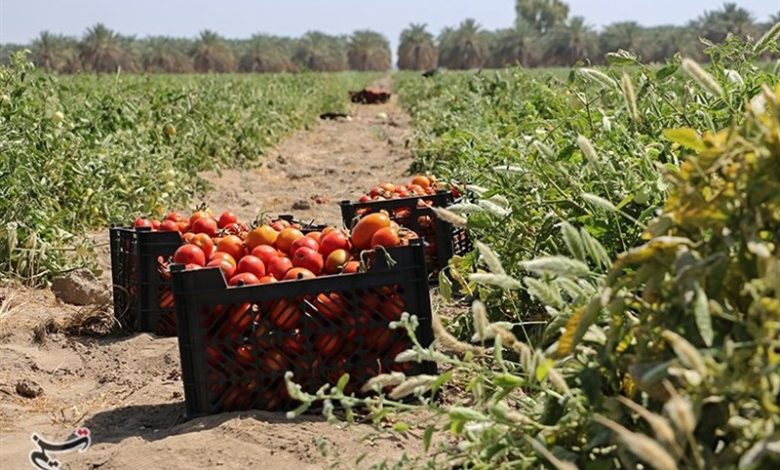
[0,88,429,469]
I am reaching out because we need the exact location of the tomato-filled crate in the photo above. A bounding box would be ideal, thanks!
[170,240,436,417]
[109,215,326,336]
[340,191,472,284]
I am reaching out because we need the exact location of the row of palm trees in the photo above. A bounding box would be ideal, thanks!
[2,2,777,73]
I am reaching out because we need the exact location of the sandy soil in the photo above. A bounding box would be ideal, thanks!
[0,85,428,470]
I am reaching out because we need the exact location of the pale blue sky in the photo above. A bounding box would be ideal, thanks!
[1,0,777,50]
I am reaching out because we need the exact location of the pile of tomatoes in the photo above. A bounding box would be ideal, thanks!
[133,208,417,288]
[357,175,439,203]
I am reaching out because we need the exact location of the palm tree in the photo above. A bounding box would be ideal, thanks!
[79,23,136,73]
[698,2,755,43]
[600,22,643,56]
[191,30,237,73]
[239,35,296,73]
[397,24,438,70]
[489,22,539,68]
[141,37,193,73]
[438,19,490,70]
[544,16,598,66]
[32,31,81,73]
[293,31,348,72]
[636,26,691,63]
[516,0,569,34]
[347,30,391,71]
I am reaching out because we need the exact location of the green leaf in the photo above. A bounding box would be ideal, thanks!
[335,373,350,392]
[655,64,679,81]
[693,282,714,347]
[605,50,638,66]
[493,372,524,389]
[431,370,453,396]
[663,128,706,152]
[439,270,453,301]
[535,358,553,382]
[449,407,488,421]
[423,425,435,451]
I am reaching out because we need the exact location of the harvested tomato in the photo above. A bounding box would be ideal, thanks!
[290,236,319,255]
[191,217,218,237]
[189,210,210,226]
[151,219,161,230]
[342,260,360,274]
[251,245,278,267]
[259,348,288,374]
[291,247,323,275]
[268,300,301,329]
[275,227,304,254]
[315,332,341,357]
[209,251,237,267]
[133,218,153,229]
[190,233,214,258]
[236,344,254,367]
[411,175,431,188]
[284,267,316,280]
[351,213,391,250]
[236,255,266,278]
[229,272,260,286]
[370,226,400,248]
[267,256,293,280]
[174,244,206,266]
[217,211,238,229]
[166,212,186,222]
[305,231,322,243]
[217,235,245,262]
[259,275,277,284]
[319,231,350,257]
[207,257,236,278]
[246,225,278,249]
[159,219,180,232]
[324,249,351,274]
[225,302,253,338]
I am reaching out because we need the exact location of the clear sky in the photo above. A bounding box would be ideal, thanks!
[0,0,777,50]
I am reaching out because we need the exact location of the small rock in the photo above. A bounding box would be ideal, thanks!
[314,196,328,205]
[292,200,311,210]
[51,268,109,306]
[172,391,182,399]
[16,379,43,398]
[276,155,287,165]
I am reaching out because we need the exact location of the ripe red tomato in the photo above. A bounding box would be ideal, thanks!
[267,256,293,280]
[217,235,246,262]
[209,251,237,266]
[159,219,180,232]
[319,231,350,257]
[275,228,304,254]
[207,257,236,278]
[315,332,341,357]
[270,220,289,231]
[229,272,260,286]
[291,247,323,275]
[166,212,186,222]
[189,210,210,226]
[133,218,153,229]
[359,195,371,203]
[284,267,316,280]
[324,249,351,274]
[305,231,321,244]
[184,263,203,270]
[259,275,277,284]
[173,244,206,266]
[342,260,360,274]
[221,222,243,235]
[290,236,319,255]
[191,233,214,258]
[236,255,266,278]
[251,245,278,267]
[370,226,400,248]
[217,211,238,229]
[351,213,391,250]
[151,219,161,230]
[268,300,300,329]
[191,217,218,237]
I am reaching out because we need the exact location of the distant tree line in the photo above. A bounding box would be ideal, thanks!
[1,2,777,73]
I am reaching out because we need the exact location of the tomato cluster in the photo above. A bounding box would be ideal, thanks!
[358,175,439,203]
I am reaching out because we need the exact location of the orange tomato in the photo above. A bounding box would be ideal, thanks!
[351,213,391,250]
[217,235,246,262]
[275,228,304,254]
[342,260,360,274]
[246,225,278,249]
[190,233,214,258]
[284,267,316,280]
[411,175,431,188]
[305,231,321,244]
[324,249,351,274]
[370,226,400,248]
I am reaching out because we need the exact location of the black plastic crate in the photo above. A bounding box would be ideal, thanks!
[109,215,325,337]
[170,240,436,417]
[340,191,472,283]
[109,226,181,335]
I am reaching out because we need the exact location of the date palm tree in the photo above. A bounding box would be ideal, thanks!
[347,30,391,71]
[600,22,643,56]
[438,19,490,70]
[489,21,538,68]
[191,30,236,73]
[239,35,296,73]
[141,37,193,73]
[397,24,438,71]
[293,31,348,72]
[698,2,755,43]
[544,16,598,66]
[32,31,81,73]
[80,23,136,73]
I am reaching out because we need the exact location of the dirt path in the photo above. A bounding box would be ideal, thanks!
[0,86,425,469]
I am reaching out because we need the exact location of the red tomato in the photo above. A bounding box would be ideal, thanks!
[369,187,383,197]
[151,219,161,230]
[359,195,371,203]
[236,255,266,278]
[177,221,189,233]
[189,210,210,226]
[173,244,206,266]
[315,333,341,357]
[268,300,300,329]
[259,348,288,374]
[284,267,316,280]
[133,218,153,229]
[217,211,238,229]
[184,263,203,271]
[270,220,289,231]
[324,249,351,274]
[290,236,319,255]
[251,245,278,267]
[166,212,186,222]
[267,256,293,280]
[159,220,180,232]
[191,217,218,237]
[191,233,214,258]
[229,272,260,286]
[259,275,277,284]
[319,231,350,257]
[207,258,236,278]
[217,235,246,262]
[305,231,321,244]
[221,222,243,235]
[291,247,323,275]
[209,251,237,266]
[275,228,304,254]
[236,344,254,367]
[342,260,360,274]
